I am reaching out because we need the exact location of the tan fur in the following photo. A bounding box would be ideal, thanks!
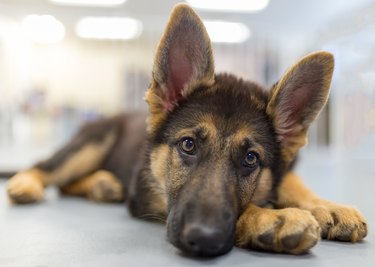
[167,149,189,200]
[60,170,124,202]
[251,169,273,206]
[197,116,218,141]
[147,144,172,216]
[277,172,321,208]
[148,194,168,218]
[232,127,266,161]
[236,204,320,254]
[174,119,218,143]
[150,145,169,188]
[46,131,116,186]
[145,88,168,134]
[276,130,308,164]
[267,51,334,163]
[149,144,169,214]
[145,3,215,134]
[7,168,48,203]
[277,172,368,242]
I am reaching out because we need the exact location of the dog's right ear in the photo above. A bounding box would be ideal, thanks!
[145,3,215,133]
[267,51,334,163]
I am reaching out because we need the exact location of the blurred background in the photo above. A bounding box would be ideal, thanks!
[0,0,374,173]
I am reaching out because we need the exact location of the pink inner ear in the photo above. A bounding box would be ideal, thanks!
[287,85,314,116]
[163,44,193,112]
[277,82,320,141]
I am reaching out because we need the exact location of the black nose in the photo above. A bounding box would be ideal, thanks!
[181,223,230,256]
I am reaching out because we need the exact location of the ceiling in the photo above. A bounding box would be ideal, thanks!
[0,0,373,40]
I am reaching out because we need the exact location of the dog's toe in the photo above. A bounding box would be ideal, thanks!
[87,171,124,202]
[311,204,367,242]
[236,206,320,254]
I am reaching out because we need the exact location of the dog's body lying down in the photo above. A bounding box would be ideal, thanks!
[7,3,367,257]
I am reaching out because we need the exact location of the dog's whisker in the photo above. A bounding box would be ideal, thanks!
[137,214,167,223]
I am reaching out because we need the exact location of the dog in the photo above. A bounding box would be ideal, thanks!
[6,3,367,257]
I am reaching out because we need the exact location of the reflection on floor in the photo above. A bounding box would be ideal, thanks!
[0,151,374,267]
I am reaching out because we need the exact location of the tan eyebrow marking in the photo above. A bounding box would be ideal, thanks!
[232,127,266,160]
[174,115,218,141]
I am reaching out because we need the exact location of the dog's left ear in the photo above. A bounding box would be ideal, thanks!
[267,51,334,163]
[145,3,214,133]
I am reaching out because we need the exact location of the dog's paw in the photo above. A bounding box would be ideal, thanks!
[87,171,124,202]
[7,171,45,204]
[236,206,320,254]
[310,204,367,242]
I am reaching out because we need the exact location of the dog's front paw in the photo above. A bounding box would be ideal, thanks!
[236,206,320,254]
[7,170,45,204]
[310,204,367,242]
[87,170,124,202]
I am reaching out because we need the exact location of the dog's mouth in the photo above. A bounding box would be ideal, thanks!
[167,205,236,257]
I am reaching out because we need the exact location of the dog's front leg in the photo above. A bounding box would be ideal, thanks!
[235,204,320,254]
[277,172,368,242]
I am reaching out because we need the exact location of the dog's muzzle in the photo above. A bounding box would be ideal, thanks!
[167,203,236,257]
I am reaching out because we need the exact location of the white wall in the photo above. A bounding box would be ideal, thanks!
[0,18,154,114]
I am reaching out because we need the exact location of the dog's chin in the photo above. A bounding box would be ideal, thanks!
[166,210,235,257]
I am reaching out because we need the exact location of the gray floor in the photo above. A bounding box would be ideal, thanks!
[0,151,374,267]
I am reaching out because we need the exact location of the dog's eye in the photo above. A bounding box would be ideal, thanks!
[179,138,196,154]
[242,151,258,168]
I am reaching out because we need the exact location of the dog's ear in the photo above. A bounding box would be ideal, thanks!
[267,51,334,162]
[145,3,214,133]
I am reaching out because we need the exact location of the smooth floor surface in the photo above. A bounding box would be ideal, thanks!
[1,151,374,267]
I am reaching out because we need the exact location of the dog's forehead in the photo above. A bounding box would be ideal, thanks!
[169,103,270,147]
[177,76,269,128]
[160,74,276,149]
[173,113,264,144]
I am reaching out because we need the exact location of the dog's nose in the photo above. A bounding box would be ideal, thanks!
[181,223,229,256]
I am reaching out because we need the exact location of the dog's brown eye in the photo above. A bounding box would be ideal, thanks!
[179,138,196,154]
[243,151,258,167]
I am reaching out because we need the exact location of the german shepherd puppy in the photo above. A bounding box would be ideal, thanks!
[7,3,367,257]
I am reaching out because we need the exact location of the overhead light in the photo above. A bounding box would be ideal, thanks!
[203,20,250,43]
[49,0,127,7]
[22,15,65,44]
[76,17,142,40]
[187,0,269,13]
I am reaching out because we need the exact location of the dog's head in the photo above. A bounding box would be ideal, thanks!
[145,4,334,257]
